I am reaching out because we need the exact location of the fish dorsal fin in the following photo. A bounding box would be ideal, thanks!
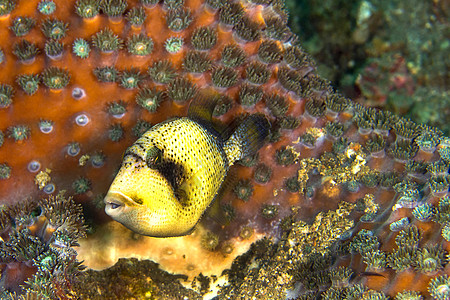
[224,114,271,164]
[187,89,218,126]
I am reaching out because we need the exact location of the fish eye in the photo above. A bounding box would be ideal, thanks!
[110,202,121,209]
[146,146,163,169]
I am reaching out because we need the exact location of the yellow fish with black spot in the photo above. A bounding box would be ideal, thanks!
[104,94,270,237]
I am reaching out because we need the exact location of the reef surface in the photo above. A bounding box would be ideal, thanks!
[0,0,449,299]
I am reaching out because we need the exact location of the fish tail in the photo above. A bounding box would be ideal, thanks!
[224,114,270,164]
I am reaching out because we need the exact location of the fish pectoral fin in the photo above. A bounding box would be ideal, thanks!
[175,171,203,206]
[204,195,228,226]
[175,187,189,206]
[187,88,218,124]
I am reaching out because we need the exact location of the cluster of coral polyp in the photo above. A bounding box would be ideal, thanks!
[0,0,450,299]
[0,192,86,299]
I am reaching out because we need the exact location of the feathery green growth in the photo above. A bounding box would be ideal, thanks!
[389,217,410,232]
[166,7,192,31]
[72,38,90,58]
[212,95,232,116]
[301,133,317,148]
[38,0,56,14]
[72,177,92,194]
[258,40,283,64]
[234,16,260,41]
[39,119,54,134]
[125,6,146,26]
[41,19,68,39]
[10,17,35,36]
[163,0,184,9]
[254,164,272,184]
[245,61,271,84]
[277,116,300,130]
[238,153,258,167]
[233,180,253,201]
[325,122,344,138]
[221,44,246,67]
[263,15,291,41]
[362,250,387,272]
[442,223,450,242]
[305,99,326,117]
[119,68,143,89]
[0,84,14,107]
[0,0,16,15]
[127,34,153,56]
[201,232,219,251]
[92,28,123,52]
[75,0,100,18]
[7,124,30,142]
[205,0,224,9]
[148,61,176,84]
[91,151,106,167]
[388,139,419,161]
[67,142,81,156]
[135,88,162,113]
[405,160,428,174]
[100,0,127,17]
[364,134,386,154]
[428,274,450,300]
[415,244,447,273]
[275,146,296,166]
[416,127,442,152]
[13,40,40,61]
[393,118,419,139]
[277,66,302,94]
[108,123,124,141]
[239,83,263,106]
[0,163,11,179]
[44,40,64,58]
[329,266,353,287]
[139,0,158,5]
[412,203,434,221]
[261,204,278,219]
[370,110,397,132]
[41,67,71,89]
[190,26,217,50]
[325,94,350,113]
[183,50,211,73]
[427,160,449,175]
[93,66,118,82]
[107,100,127,117]
[211,66,238,88]
[16,74,40,95]
[219,2,243,25]
[350,229,379,254]
[167,77,197,102]
[164,37,183,54]
[132,120,152,137]
[284,176,300,193]
[266,93,289,117]
[429,175,450,193]
[394,291,423,300]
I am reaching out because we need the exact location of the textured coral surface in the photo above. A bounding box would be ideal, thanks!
[0,0,449,299]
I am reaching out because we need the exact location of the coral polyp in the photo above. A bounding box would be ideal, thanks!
[41,67,71,89]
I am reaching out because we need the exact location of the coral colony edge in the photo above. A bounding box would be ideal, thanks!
[0,0,449,299]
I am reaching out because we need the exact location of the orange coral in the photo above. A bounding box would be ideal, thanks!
[0,0,449,299]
